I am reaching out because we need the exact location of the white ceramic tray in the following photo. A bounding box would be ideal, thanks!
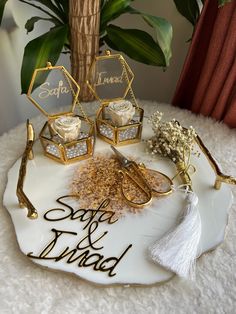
[3,121,233,285]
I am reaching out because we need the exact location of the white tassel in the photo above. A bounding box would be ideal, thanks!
[148,191,201,279]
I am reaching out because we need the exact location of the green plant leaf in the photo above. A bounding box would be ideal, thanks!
[107,6,172,65]
[143,15,172,66]
[126,8,172,66]
[0,0,8,24]
[173,0,200,25]
[102,35,120,50]
[218,0,232,6]
[101,0,106,9]
[100,0,133,33]
[55,0,68,15]
[21,24,68,94]
[25,16,60,34]
[105,24,166,66]
[19,0,66,23]
[30,0,66,21]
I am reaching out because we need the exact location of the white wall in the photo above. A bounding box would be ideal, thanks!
[0,0,192,135]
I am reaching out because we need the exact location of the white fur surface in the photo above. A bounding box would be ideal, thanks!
[0,101,235,314]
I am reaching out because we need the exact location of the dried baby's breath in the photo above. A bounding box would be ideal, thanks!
[147,111,198,163]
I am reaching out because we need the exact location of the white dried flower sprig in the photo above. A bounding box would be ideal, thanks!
[147,112,201,280]
[148,111,197,163]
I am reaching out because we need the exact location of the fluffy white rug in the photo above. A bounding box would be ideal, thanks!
[0,101,235,314]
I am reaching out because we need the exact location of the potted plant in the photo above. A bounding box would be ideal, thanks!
[0,0,231,100]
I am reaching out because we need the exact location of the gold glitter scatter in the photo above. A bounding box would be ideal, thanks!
[71,154,168,217]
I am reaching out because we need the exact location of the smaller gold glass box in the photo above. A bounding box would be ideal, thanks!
[87,50,144,146]
[27,62,95,164]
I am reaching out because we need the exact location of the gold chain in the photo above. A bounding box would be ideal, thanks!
[119,57,139,108]
[62,67,89,122]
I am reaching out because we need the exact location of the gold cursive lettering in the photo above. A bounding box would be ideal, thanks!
[27,197,132,278]
[44,197,118,229]
[38,80,70,99]
[28,228,132,277]
[94,70,125,87]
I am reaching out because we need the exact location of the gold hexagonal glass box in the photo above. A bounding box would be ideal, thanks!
[87,51,144,146]
[27,62,95,164]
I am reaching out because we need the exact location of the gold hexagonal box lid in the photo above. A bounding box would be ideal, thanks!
[87,50,144,146]
[27,62,95,164]
[27,62,79,118]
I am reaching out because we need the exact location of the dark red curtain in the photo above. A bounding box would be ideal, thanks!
[172,0,236,128]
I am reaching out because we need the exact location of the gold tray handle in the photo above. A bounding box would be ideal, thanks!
[16,120,38,219]
[195,134,236,190]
